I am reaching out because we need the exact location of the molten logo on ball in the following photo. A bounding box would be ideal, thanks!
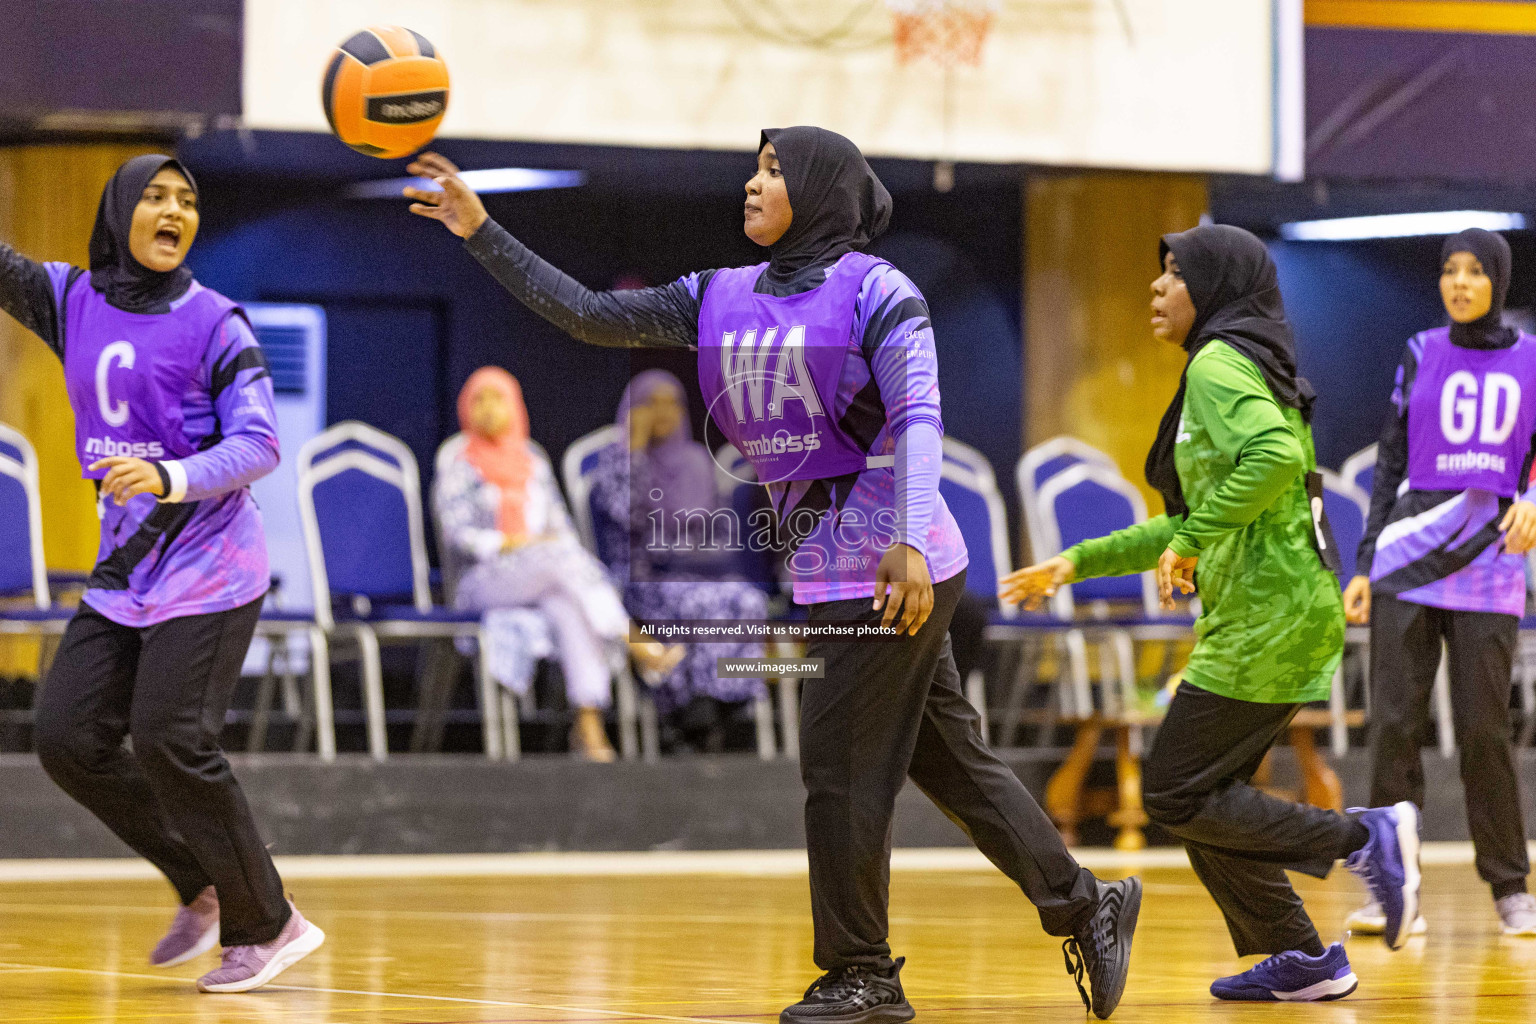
[367,92,447,124]
[322,25,450,159]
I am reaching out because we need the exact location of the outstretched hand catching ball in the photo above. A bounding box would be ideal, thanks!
[404,152,487,239]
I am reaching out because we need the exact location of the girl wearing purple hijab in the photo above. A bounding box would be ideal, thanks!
[1344,227,1536,936]
[589,370,768,749]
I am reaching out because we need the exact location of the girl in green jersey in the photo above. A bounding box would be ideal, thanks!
[1002,224,1421,1002]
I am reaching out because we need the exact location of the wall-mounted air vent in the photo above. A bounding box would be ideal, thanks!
[253,323,310,395]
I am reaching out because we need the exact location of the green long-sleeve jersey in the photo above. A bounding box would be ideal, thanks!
[1064,340,1343,704]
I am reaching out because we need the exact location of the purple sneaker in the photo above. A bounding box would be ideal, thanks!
[1210,944,1357,1002]
[151,886,220,968]
[1345,801,1421,950]
[196,902,325,993]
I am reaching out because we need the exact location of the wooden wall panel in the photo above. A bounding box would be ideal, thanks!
[1023,173,1209,522]
[0,144,158,675]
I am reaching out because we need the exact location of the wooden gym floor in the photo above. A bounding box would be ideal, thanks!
[0,849,1533,1023]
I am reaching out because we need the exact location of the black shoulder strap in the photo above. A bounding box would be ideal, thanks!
[1306,471,1344,576]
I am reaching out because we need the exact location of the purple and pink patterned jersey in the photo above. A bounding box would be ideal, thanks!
[1360,328,1536,617]
[45,263,279,626]
[463,220,968,606]
[695,255,965,603]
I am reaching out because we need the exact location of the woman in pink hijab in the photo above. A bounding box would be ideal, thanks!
[435,367,680,761]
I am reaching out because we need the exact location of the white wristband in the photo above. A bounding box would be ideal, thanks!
[158,460,189,503]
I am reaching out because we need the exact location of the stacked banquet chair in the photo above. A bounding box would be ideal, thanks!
[934,437,1018,741]
[440,429,652,759]
[0,424,74,745]
[1003,438,1133,757]
[0,423,340,758]
[244,598,338,760]
[1341,442,1377,500]
[1022,443,1178,849]
[296,421,511,760]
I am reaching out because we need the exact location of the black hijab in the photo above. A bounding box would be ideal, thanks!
[1145,224,1314,517]
[758,127,892,292]
[1441,228,1515,350]
[88,154,196,314]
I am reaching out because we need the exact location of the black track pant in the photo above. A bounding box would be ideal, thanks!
[1144,682,1370,958]
[36,598,290,947]
[1368,593,1530,898]
[800,571,1100,972]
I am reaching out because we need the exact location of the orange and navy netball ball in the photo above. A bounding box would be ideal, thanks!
[321,25,449,159]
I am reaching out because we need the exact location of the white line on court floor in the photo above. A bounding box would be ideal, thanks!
[0,960,748,1024]
[0,841,1514,883]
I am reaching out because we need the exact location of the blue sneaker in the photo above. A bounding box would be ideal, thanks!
[1210,944,1357,1002]
[1345,801,1421,950]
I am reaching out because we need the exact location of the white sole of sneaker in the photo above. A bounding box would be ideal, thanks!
[1388,801,1422,951]
[197,923,326,994]
[1502,923,1536,937]
[153,922,220,968]
[1346,915,1426,937]
[1273,972,1358,1002]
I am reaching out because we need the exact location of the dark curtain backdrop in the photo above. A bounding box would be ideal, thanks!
[1273,233,1536,471]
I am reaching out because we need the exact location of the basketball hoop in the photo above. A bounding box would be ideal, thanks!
[886,0,997,67]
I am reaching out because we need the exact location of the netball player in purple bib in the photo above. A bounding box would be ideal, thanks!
[405,130,1139,1020]
[1344,228,1536,936]
[0,155,323,991]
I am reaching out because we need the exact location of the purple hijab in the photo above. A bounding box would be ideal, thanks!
[616,370,719,519]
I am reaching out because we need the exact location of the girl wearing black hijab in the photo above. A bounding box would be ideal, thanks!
[0,155,323,991]
[1345,228,1536,936]
[406,133,1139,1021]
[1004,224,1420,1001]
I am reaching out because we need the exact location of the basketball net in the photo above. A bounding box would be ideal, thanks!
[886,0,997,67]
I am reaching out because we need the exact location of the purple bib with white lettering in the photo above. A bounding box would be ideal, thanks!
[1407,327,1536,496]
[63,279,240,478]
[697,253,883,484]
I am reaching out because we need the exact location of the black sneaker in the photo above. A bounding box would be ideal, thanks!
[1062,876,1142,1019]
[780,957,916,1024]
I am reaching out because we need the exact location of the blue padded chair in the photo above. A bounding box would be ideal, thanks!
[941,435,995,479]
[1341,443,1377,505]
[298,421,505,761]
[1033,463,1162,722]
[1318,468,1376,756]
[245,603,339,761]
[1016,436,1118,564]
[561,424,624,562]
[1320,469,1369,583]
[939,437,1014,617]
[938,437,1024,736]
[1036,464,1158,613]
[0,422,73,650]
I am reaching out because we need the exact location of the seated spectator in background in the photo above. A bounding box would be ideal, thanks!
[435,367,681,762]
[591,370,768,752]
